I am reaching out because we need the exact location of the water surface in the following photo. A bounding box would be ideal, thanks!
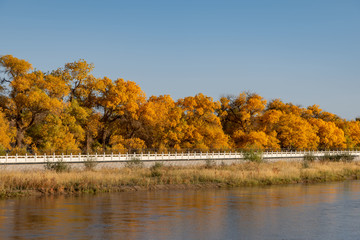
[0,181,359,239]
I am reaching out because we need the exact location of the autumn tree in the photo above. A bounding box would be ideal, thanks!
[267,99,302,116]
[27,100,93,153]
[264,100,319,150]
[303,105,346,149]
[96,77,146,150]
[0,110,14,152]
[307,118,345,149]
[177,93,229,149]
[275,113,319,150]
[303,105,341,123]
[219,92,273,149]
[0,55,66,150]
[139,95,184,149]
[335,120,360,149]
[53,60,101,152]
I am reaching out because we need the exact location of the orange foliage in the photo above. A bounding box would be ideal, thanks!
[177,93,229,149]
[140,95,183,149]
[1,54,359,152]
[308,118,346,149]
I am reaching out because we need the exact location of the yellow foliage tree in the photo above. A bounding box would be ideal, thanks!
[53,60,101,152]
[109,135,146,150]
[97,77,146,149]
[0,110,14,151]
[342,121,360,148]
[220,92,277,149]
[177,93,229,149]
[139,95,184,149]
[275,113,319,150]
[28,113,82,153]
[220,92,267,133]
[0,55,66,149]
[267,99,303,116]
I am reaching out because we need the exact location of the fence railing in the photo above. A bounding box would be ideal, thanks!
[0,150,359,164]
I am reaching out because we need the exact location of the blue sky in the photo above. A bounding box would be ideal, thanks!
[1,0,359,119]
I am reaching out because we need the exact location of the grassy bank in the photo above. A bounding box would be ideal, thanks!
[1,161,360,198]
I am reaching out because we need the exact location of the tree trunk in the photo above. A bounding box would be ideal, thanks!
[85,130,91,153]
[102,129,107,151]
[15,128,24,149]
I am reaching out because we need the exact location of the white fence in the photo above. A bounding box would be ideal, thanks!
[1,150,360,165]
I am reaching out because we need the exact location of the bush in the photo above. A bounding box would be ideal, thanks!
[204,159,216,168]
[83,157,98,171]
[302,160,310,168]
[150,162,164,177]
[243,149,263,163]
[339,153,355,162]
[125,157,144,168]
[318,153,355,163]
[304,153,316,162]
[302,153,315,168]
[45,160,70,173]
[151,162,164,170]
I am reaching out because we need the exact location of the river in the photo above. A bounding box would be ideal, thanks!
[0,181,359,239]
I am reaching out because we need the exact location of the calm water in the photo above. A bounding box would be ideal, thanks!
[0,181,360,240]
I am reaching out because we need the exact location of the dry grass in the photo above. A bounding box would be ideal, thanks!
[1,161,360,198]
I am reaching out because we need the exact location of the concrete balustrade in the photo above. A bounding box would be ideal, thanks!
[0,150,359,165]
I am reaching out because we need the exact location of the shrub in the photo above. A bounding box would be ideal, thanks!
[302,160,310,169]
[204,159,216,168]
[304,153,316,162]
[150,162,164,177]
[45,159,70,173]
[125,157,144,168]
[243,149,263,163]
[83,157,98,171]
[151,162,164,170]
[339,153,355,162]
[319,153,334,162]
[318,153,355,162]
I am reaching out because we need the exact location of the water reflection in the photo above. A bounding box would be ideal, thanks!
[0,181,359,239]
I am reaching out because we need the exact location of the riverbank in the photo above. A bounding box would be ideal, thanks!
[1,161,360,198]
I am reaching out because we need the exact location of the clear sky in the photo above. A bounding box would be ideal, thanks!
[1,0,359,119]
